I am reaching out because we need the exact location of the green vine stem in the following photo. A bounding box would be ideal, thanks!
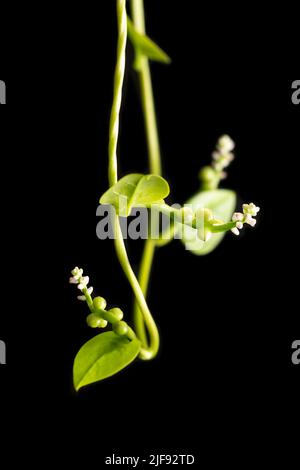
[131,0,162,345]
[108,0,127,187]
[131,0,162,176]
[108,0,159,360]
[133,238,156,345]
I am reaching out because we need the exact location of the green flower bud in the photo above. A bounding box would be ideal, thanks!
[199,166,218,189]
[108,307,124,321]
[93,296,107,311]
[98,319,108,328]
[86,313,103,329]
[113,321,128,336]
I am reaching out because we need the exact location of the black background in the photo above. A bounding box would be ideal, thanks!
[0,1,299,466]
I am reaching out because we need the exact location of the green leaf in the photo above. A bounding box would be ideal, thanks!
[181,189,237,255]
[127,17,171,65]
[73,332,141,391]
[100,173,170,216]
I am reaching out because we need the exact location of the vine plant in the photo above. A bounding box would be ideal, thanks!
[70,0,261,391]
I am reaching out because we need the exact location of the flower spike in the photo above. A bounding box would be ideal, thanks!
[212,135,235,174]
[199,135,236,190]
[69,267,94,307]
[231,203,260,235]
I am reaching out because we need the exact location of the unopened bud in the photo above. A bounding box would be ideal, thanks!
[93,296,107,311]
[113,321,129,336]
[86,313,104,329]
[199,166,218,189]
[108,308,124,321]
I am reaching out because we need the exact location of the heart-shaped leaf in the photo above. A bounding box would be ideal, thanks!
[100,173,170,216]
[181,189,237,255]
[127,17,171,65]
[73,332,141,391]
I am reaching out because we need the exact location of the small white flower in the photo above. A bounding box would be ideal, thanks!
[231,203,260,236]
[245,215,257,227]
[231,227,240,236]
[71,267,80,276]
[78,276,89,291]
[217,135,235,154]
[232,212,244,222]
[207,135,235,182]
[212,152,234,164]
[243,203,260,217]
[74,273,83,281]
[71,267,83,280]
[212,152,234,172]
[77,295,86,301]
[70,267,94,304]
[212,151,219,161]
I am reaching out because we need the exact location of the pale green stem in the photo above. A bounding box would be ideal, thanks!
[82,287,94,311]
[108,0,127,187]
[114,221,159,359]
[131,0,163,346]
[133,238,156,345]
[107,0,159,359]
[131,0,162,176]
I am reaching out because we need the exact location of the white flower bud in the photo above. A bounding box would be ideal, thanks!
[232,212,244,222]
[218,135,235,154]
[71,267,83,280]
[212,151,234,172]
[231,227,240,236]
[243,203,260,217]
[78,276,89,291]
[245,215,257,227]
[77,295,86,301]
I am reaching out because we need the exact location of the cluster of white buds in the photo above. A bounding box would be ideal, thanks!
[212,135,235,175]
[231,203,260,236]
[69,267,93,301]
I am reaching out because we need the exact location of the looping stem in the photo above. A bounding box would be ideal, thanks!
[133,238,156,345]
[107,0,159,359]
[130,0,164,353]
[114,220,159,359]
